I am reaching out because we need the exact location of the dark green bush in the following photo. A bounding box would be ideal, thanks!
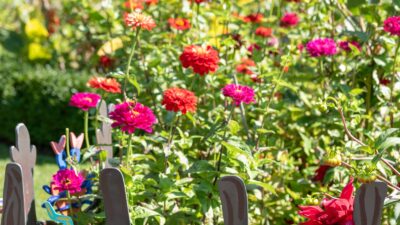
[0,54,90,150]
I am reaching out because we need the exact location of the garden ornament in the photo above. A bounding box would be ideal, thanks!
[43,202,74,225]
[96,100,114,168]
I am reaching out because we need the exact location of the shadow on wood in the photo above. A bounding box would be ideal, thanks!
[353,182,387,225]
[100,168,130,225]
[218,176,248,225]
[96,100,114,168]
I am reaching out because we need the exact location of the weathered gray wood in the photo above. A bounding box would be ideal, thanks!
[100,168,130,225]
[96,100,114,168]
[1,163,26,225]
[354,182,387,225]
[218,176,248,225]
[9,123,37,224]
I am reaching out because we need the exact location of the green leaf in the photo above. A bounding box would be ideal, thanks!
[248,180,276,195]
[377,137,400,152]
[228,120,240,135]
[128,76,141,95]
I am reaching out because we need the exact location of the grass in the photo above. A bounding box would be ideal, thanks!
[0,143,59,221]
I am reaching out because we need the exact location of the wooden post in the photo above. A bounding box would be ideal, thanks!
[1,163,25,225]
[99,168,130,225]
[9,123,37,224]
[353,182,387,225]
[96,100,114,168]
[218,176,248,225]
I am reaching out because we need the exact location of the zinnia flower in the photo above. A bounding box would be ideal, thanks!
[145,0,158,5]
[162,87,197,114]
[313,165,332,182]
[190,0,208,3]
[298,178,355,225]
[168,18,191,30]
[247,43,261,54]
[109,101,156,134]
[69,92,101,111]
[222,84,256,106]
[384,16,400,36]
[99,55,114,68]
[338,41,361,52]
[306,38,337,57]
[243,13,263,23]
[52,169,85,194]
[124,12,156,30]
[124,0,144,10]
[87,77,121,93]
[179,45,219,76]
[255,27,273,38]
[280,13,299,27]
[236,58,256,75]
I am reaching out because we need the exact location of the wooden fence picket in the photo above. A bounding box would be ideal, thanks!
[96,100,114,168]
[99,168,130,225]
[353,182,387,225]
[218,176,248,225]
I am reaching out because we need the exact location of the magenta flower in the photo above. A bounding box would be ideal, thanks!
[69,92,101,111]
[306,38,338,57]
[280,13,299,27]
[339,41,361,52]
[52,169,85,194]
[109,101,156,134]
[384,16,400,36]
[222,84,256,106]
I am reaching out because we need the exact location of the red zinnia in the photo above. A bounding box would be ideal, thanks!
[168,18,191,30]
[190,0,208,3]
[162,87,197,114]
[99,55,114,68]
[87,76,121,93]
[255,27,273,38]
[243,13,263,23]
[313,165,332,182]
[124,12,156,30]
[298,178,355,225]
[280,13,299,27]
[236,58,256,75]
[124,0,144,10]
[145,0,158,5]
[247,43,261,54]
[179,45,219,76]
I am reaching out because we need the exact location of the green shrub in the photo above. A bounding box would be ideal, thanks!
[0,54,90,149]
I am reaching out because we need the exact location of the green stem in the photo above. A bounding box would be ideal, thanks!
[84,111,90,150]
[66,128,71,159]
[123,28,141,99]
[212,103,235,186]
[66,191,74,217]
[126,133,133,165]
[389,40,400,127]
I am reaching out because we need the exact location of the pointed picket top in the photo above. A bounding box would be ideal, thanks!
[96,100,114,168]
[353,182,387,225]
[1,163,26,225]
[100,168,130,225]
[9,123,37,222]
[218,176,248,225]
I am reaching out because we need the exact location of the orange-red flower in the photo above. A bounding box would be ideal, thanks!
[168,18,191,30]
[87,77,121,93]
[236,58,256,75]
[255,27,273,38]
[179,45,219,76]
[243,13,263,23]
[124,0,144,10]
[124,12,156,30]
[145,0,158,5]
[162,87,197,114]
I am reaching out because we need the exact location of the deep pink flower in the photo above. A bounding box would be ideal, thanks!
[339,41,361,52]
[306,38,338,57]
[222,84,256,106]
[280,13,299,27]
[384,16,400,36]
[69,92,101,111]
[298,178,355,225]
[247,43,261,54]
[52,169,85,194]
[109,101,156,134]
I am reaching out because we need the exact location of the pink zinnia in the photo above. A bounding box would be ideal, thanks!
[280,13,299,27]
[338,41,361,52]
[52,169,85,194]
[384,16,400,36]
[222,84,256,106]
[109,101,156,134]
[306,38,338,57]
[298,178,355,225]
[69,92,101,111]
